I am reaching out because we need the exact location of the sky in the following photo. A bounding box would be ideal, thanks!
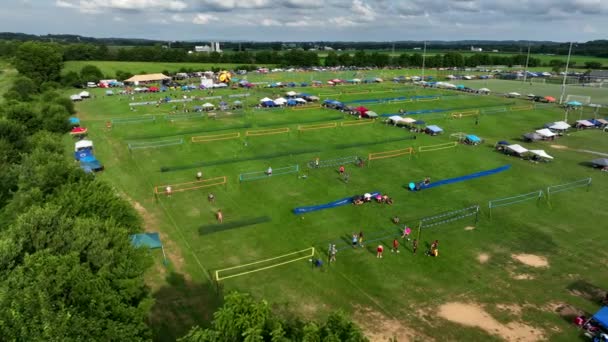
[1,0,607,42]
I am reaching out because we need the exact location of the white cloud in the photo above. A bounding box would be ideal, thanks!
[56,0,188,13]
[329,16,356,27]
[261,18,282,26]
[583,24,596,33]
[192,13,219,24]
[351,0,376,18]
[55,0,77,8]
[198,0,272,11]
[171,14,186,22]
[113,16,124,21]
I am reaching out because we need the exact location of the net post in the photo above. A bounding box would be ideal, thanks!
[488,201,493,220]
[587,178,592,192]
[474,205,480,224]
[416,221,422,242]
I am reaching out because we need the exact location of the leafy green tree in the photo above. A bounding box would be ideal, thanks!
[6,76,38,101]
[325,51,340,67]
[1,102,42,130]
[80,64,104,83]
[40,104,71,133]
[584,61,602,69]
[40,81,61,93]
[14,41,63,83]
[53,96,76,115]
[61,70,83,88]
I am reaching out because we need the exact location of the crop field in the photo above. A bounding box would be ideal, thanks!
[71,74,608,341]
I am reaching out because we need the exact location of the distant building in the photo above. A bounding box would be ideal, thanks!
[413,47,422,50]
[323,46,334,51]
[194,42,221,53]
[492,49,499,53]
[470,46,483,52]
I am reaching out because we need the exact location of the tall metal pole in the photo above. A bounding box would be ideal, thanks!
[523,43,531,84]
[421,41,427,82]
[559,42,574,104]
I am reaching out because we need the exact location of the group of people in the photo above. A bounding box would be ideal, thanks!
[353,193,394,206]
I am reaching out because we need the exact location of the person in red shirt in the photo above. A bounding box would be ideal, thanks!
[338,165,345,174]
[392,239,400,253]
[376,245,384,258]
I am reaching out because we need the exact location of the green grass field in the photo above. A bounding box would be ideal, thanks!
[72,78,608,341]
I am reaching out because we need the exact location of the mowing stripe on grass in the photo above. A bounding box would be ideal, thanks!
[334,135,416,149]
[160,148,321,172]
[199,216,271,235]
[125,123,252,140]
[256,115,343,128]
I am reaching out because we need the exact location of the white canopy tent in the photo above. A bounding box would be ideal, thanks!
[507,92,521,97]
[549,121,571,130]
[529,150,554,160]
[478,88,490,93]
[79,91,90,98]
[202,103,215,108]
[75,140,93,151]
[274,97,287,105]
[536,128,557,138]
[70,94,82,101]
[260,97,272,102]
[576,120,594,127]
[285,91,297,97]
[506,144,529,154]
[295,98,307,103]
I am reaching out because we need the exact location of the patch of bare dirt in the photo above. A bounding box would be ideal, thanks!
[550,145,569,150]
[438,302,544,342]
[545,302,585,318]
[478,253,490,264]
[511,254,549,268]
[465,226,476,231]
[131,199,188,282]
[512,274,535,280]
[354,306,424,342]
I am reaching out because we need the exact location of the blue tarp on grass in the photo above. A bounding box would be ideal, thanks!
[411,165,511,191]
[293,191,380,215]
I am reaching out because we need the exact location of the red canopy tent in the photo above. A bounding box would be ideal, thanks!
[544,96,556,103]
[355,106,369,115]
[70,127,88,135]
[331,79,343,83]
[149,86,160,92]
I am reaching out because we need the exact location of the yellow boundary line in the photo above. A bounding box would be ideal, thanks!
[419,141,458,152]
[191,132,240,143]
[341,120,375,127]
[154,176,227,194]
[215,247,315,281]
[451,110,479,119]
[291,105,321,111]
[246,127,290,136]
[417,97,439,102]
[298,122,338,131]
[510,105,534,111]
[368,147,414,161]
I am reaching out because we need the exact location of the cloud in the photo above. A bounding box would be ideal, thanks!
[197,0,272,11]
[351,0,375,18]
[328,16,356,27]
[56,0,188,13]
[171,13,186,22]
[583,24,596,33]
[113,16,124,21]
[261,18,282,26]
[192,13,219,24]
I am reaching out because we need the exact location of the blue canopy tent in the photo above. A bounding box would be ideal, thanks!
[466,134,482,144]
[262,100,277,107]
[130,232,168,265]
[300,82,309,87]
[425,125,444,135]
[69,117,80,125]
[567,101,583,106]
[456,84,465,89]
[414,120,426,125]
[286,99,297,106]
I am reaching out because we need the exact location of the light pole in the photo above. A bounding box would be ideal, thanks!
[559,42,574,104]
[522,42,531,84]
[421,41,427,82]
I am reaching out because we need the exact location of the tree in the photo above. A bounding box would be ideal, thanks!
[325,51,340,67]
[6,76,37,101]
[40,104,71,133]
[179,292,367,342]
[61,70,83,88]
[80,64,104,83]
[14,41,63,83]
[584,61,602,69]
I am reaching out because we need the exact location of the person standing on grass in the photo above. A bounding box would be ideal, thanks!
[266,166,272,176]
[358,231,364,248]
[165,186,172,197]
[196,171,203,181]
[402,226,412,241]
[315,157,320,168]
[208,193,215,203]
[329,244,337,262]
[376,245,384,258]
[412,239,418,254]
[392,238,400,253]
[352,233,358,248]
[339,165,345,175]
[216,210,223,224]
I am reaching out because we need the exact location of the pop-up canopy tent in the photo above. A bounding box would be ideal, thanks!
[70,94,82,101]
[523,132,543,142]
[478,88,490,93]
[425,125,444,135]
[535,128,557,138]
[548,121,571,130]
[79,91,90,98]
[577,119,594,127]
[465,134,482,144]
[544,96,556,102]
[567,100,583,106]
[70,127,88,135]
[591,158,608,167]
[75,139,93,151]
[69,117,80,125]
[130,232,168,265]
[507,92,521,97]
[506,144,529,156]
[363,111,378,118]
[589,307,608,330]
[529,149,554,160]
[260,97,272,102]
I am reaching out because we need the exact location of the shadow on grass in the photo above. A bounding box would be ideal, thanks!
[149,272,222,342]
[567,280,606,304]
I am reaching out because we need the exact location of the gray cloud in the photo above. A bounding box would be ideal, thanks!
[0,0,605,41]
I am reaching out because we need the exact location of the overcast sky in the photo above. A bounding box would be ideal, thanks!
[1,0,606,42]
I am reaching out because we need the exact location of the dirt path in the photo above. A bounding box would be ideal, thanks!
[438,302,544,342]
[511,254,549,268]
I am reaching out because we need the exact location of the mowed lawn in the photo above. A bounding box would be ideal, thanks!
[72,80,608,341]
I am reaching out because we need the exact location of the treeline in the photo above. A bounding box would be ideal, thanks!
[2,32,608,58]
[0,40,605,69]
